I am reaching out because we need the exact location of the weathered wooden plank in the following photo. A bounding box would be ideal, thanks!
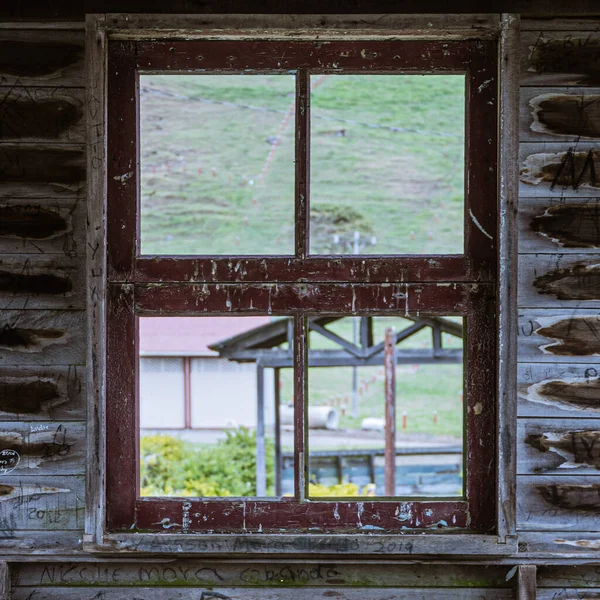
[0,198,84,255]
[101,533,516,556]
[0,310,85,366]
[0,365,85,421]
[539,564,600,587]
[518,310,600,362]
[538,590,600,599]
[0,255,84,309]
[519,362,600,417]
[520,87,600,142]
[519,253,600,308]
[85,11,107,548]
[521,30,600,86]
[520,142,600,197]
[10,588,514,600]
[518,418,600,475]
[0,530,82,554]
[517,475,600,531]
[497,11,520,542]
[0,87,85,143]
[518,531,600,555]
[12,562,514,588]
[522,19,600,32]
[0,143,85,198]
[0,561,8,600]
[0,421,85,475]
[518,197,600,254]
[0,475,84,531]
[0,30,84,87]
[517,565,536,600]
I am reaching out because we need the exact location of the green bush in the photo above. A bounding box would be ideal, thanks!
[140,428,274,497]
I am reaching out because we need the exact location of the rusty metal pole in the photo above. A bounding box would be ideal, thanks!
[384,327,396,496]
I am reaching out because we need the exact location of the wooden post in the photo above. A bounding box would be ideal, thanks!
[517,565,536,600]
[256,361,266,496]
[274,367,282,496]
[384,327,396,496]
[0,561,9,600]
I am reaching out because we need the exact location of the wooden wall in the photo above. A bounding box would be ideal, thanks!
[0,13,599,600]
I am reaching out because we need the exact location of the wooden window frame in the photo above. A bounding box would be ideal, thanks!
[86,14,520,554]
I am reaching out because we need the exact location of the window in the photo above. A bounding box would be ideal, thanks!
[105,38,498,534]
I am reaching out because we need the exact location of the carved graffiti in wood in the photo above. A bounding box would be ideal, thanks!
[0,205,69,240]
[537,483,600,511]
[521,148,598,191]
[530,202,600,248]
[533,262,600,300]
[524,377,600,412]
[526,430,600,469]
[536,317,600,356]
[530,93,600,139]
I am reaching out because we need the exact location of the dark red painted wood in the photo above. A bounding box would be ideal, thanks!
[132,256,489,284]
[295,68,310,259]
[107,41,138,281]
[132,282,477,315]
[105,36,498,535]
[294,315,307,499]
[134,497,468,533]
[106,283,137,530]
[135,40,490,73]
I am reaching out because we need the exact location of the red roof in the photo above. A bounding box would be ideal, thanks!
[139,316,272,355]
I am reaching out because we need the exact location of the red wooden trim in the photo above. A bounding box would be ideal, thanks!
[132,282,478,315]
[294,315,307,499]
[131,256,487,284]
[464,40,498,275]
[106,283,137,530]
[183,356,192,429]
[107,41,138,281]
[135,40,489,73]
[134,497,468,533]
[295,68,310,259]
[465,284,497,532]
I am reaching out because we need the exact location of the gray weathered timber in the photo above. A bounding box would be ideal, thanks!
[0,421,85,474]
[518,310,600,362]
[539,564,600,587]
[498,12,520,542]
[0,30,85,87]
[520,30,600,86]
[518,363,600,417]
[0,143,85,198]
[0,365,85,421]
[101,533,517,556]
[0,310,86,366]
[0,530,82,555]
[0,87,85,144]
[537,590,600,599]
[105,13,501,39]
[518,196,600,254]
[0,561,8,600]
[0,254,84,310]
[0,475,84,531]
[517,564,536,600]
[520,87,600,142]
[517,475,600,531]
[0,198,85,256]
[11,562,515,588]
[516,531,600,555]
[10,588,515,600]
[520,142,600,197]
[517,418,600,475]
[85,12,107,548]
[518,253,600,308]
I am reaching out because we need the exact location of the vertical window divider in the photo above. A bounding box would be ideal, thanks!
[293,314,308,501]
[294,68,310,259]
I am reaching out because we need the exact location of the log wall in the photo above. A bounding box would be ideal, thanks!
[0,12,598,600]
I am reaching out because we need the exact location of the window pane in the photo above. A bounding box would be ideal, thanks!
[306,316,464,498]
[140,75,295,255]
[309,75,465,255]
[138,315,293,498]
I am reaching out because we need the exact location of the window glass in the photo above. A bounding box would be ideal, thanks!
[309,75,465,255]
[139,75,296,255]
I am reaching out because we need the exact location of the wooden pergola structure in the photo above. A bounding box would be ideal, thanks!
[209,316,464,496]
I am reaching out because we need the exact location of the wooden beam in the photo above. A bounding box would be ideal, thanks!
[0,562,9,600]
[256,361,266,497]
[517,565,537,600]
[384,327,396,496]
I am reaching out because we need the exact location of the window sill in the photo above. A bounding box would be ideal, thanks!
[90,533,518,556]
